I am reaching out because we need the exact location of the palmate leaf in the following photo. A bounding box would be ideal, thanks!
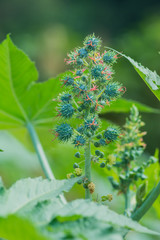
[101,98,160,114]
[0,215,50,240]
[23,198,160,236]
[54,199,160,236]
[0,177,80,217]
[47,217,123,240]
[105,47,160,101]
[0,35,65,129]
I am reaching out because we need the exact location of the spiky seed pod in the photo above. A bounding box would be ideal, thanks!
[104,127,120,142]
[84,117,99,131]
[104,82,122,100]
[78,48,88,58]
[62,76,74,86]
[73,163,79,169]
[76,58,84,66]
[61,93,72,103]
[55,123,73,142]
[59,103,75,118]
[90,106,97,114]
[74,83,87,95]
[91,64,106,79]
[88,182,95,194]
[73,135,86,147]
[84,34,101,52]
[77,125,84,134]
[81,75,87,82]
[74,168,83,176]
[74,152,81,158]
[103,51,117,65]
[76,70,83,76]
[83,94,94,105]
[65,50,78,65]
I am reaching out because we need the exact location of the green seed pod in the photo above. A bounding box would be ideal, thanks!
[106,164,112,170]
[73,163,79,169]
[75,152,81,158]
[70,174,75,178]
[67,173,75,179]
[99,152,104,158]
[95,150,101,156]
[77,179,83,185]
[100,162,105,168]
[94,142,100,147]
[96,134,102,139]
[83,183,88,189]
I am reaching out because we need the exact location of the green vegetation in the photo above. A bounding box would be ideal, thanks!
[0,35,160,240]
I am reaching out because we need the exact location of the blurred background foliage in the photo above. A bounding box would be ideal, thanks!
[0,0,160,239]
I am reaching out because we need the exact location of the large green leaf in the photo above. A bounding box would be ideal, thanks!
[0,177,79,217]
[0,215,50,240]
[23,197,160,236]
[101,98,160,114]
[47,217,123,240]
[105,47,160,101]
[54,199,159,236]
[0,35,65,129]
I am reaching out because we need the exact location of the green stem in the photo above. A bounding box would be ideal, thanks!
[84,60,92,200]
[26,122,66,204]
[124,187,130,215]
[122,181,160,239]
[124,165,130,215]
[85,140,91,199]
[72,97,79,108]
[131,181,160,221]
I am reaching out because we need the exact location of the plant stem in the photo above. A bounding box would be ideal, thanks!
[26,122,66,204]
[131,181,160,221]
[124,165,130,215]
[124,187,130,215]
[122,181,160,239]
[85,140,91,199]
[84,60,92,200]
